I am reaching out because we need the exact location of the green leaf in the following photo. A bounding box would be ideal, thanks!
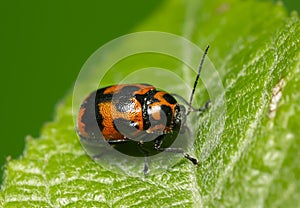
[1,0,300,207]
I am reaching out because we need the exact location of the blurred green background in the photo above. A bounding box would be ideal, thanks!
[0,0,162,183]
[0,0,299,183]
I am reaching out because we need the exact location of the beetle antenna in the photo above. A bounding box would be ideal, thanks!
[188,45,210,114]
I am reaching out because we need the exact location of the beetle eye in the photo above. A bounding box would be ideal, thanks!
[175,105,185,121]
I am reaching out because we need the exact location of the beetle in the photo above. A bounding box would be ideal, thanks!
[77,46,210,174]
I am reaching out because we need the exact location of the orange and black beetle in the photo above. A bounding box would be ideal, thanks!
[77,46,210,174]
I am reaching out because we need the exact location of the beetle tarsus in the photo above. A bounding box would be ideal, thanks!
[144,157,149,175]
[183,152,198,165]
[157,147,198,165]
[138,141,151,175]
[198,100,211,112]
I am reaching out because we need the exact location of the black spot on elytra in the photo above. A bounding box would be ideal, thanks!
[79,91,103,139]
[139,83,152,86]
[135,90,156,131]
[95,87,113,102]
[163,93,177,104]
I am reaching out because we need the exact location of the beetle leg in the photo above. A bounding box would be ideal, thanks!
[154,138,163,149]
[195,100,211,112]
[155,147,198,165]
[186,99,211,116]
[143,156,149,175]
[138,141,150,175]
